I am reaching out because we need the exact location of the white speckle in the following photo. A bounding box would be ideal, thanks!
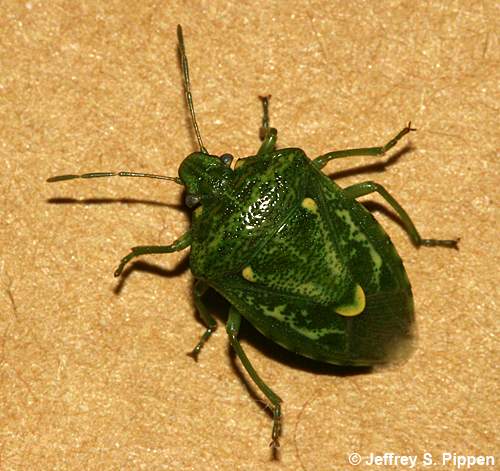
[472,195,493,213]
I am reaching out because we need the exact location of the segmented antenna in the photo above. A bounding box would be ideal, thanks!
[47,172,182,184]
[177,25,208,155]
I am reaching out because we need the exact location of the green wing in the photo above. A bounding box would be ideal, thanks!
[231,187,361,311]
[212,274,413,366]
[209,159,414,365]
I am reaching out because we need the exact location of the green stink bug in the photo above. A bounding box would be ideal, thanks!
[48,25,459,448]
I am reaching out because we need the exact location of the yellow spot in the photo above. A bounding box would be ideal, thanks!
[234,159,244,169]
[301,197,318,214]
[335,284,366,317]
[194,205,203,217]
[242,266,256,282]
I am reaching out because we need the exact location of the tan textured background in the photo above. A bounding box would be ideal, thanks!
[1,1,498,470]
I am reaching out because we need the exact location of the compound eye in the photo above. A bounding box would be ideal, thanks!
[220,153,234,167]
[185,194,201,208]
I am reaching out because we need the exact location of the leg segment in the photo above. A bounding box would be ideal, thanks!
[344,181,459,248]
[189,280,217,360]
[313,123,415,169]
[257,95,278,156]
[226,306,283,447]
[114,231,192,277]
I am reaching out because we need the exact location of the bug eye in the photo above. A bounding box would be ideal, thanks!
[220,153,234,167]
[185,194,201,208]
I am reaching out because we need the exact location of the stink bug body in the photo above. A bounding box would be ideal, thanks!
[48,25,459,447]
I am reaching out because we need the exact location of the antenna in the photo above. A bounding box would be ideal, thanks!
[177,25,208,154]
[47,171,182,184]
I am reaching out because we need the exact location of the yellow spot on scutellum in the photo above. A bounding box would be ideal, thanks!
[335,284,366,317]
[194,205,203,217]
[234,159,244,169]
[242,266,256,282]
[301,197,318,214]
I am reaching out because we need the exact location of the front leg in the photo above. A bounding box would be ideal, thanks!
[188,280,217,360]
[114,231,192,277]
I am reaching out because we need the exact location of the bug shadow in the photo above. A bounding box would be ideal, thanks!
[361,201,411,235]
[46,196,192,293]
[47,196,184,210]
[113,255,191,294]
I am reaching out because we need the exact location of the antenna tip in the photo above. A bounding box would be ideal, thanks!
[47,174,77,182]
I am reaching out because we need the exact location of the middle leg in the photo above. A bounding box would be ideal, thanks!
[344,181,459,248]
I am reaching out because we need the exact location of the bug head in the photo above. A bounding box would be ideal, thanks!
[176,27,236,208]
[179,152,234,207]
